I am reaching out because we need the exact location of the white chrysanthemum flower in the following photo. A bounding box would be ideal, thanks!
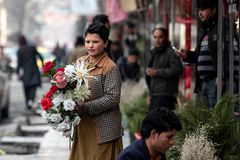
[63,99,76,111]
[70,60,95,90]
[64,64,75,78]
[49,113,63,123]
[52,93,65,106]
[65,90,75,99]
[74,84,91,101]
[41,111,50,121]
[72,116,81,126]
[56,117,71,132]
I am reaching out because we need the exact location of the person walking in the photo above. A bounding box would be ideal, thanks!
[68,23,123,160]
[176,0,239,110]
[67,36,87,64]
[52,42,65,67]
[117,107,182,160]
[146,27,183,110]
[16,35,44,110]
[118,48,141,82]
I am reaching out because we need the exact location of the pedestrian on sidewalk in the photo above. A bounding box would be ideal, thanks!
[68,23,123,160]
[118,48,141,82]
[146,27,183,110]
[117,107,182,160]
[16,34,44,110]
[67,36,87,64]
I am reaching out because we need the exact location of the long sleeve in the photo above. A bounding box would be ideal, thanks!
[84,66,121,115]
[156,52,183,79]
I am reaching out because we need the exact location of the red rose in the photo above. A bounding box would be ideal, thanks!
[43,61,54,74]
[45,91,52,98]
[56,68,64,72]
[41,97,52,110]
[45,85,58,98]
[50,85,58,93]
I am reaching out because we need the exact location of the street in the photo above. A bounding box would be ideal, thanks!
[0,73,50,141]
[8,74,49,120]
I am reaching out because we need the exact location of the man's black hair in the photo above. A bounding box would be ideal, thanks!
[18,34,27,46]
[85,23,109,43]
[128,48,140,57]
[140,108,182,139]
[126,20,136,28]
[197,0,218,10]
[152,27,169,39]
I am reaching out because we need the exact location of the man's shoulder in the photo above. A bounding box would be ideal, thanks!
[118,139,149,160]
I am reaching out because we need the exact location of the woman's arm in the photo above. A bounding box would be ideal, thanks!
[82,66,121,115]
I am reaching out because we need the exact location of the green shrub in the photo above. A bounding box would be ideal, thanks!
[120,93,148,134]
[167,97,211,159]
[207,94,240,159]
[167,93,240,160]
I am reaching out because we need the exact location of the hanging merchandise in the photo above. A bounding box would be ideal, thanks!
[105,0,127,23]
[119,0,148,12]
[119,0,137,12]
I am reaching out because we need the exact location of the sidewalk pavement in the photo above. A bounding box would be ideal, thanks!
[0,128,130,160]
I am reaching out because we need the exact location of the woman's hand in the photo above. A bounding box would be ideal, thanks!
[75,101,85,114]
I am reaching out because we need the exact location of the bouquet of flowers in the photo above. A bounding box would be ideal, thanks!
[40,60,94,137]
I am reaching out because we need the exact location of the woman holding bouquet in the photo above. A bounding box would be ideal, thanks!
[68,23,123,160]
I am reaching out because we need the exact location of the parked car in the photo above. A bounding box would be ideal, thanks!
[3,46,18,80]
[0,62,10,122]
[36,47,56,71]
[4,46,17,72]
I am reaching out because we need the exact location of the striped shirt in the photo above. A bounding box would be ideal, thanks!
[197,35,216,80]
[233,38,239,80]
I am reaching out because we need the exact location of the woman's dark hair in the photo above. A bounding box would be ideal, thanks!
[85,23,109,43]
[75,36,84,47]
[140,108,182,139]
[92,14,110,25]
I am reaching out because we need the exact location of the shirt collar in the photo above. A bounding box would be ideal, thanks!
[85,52,108,68]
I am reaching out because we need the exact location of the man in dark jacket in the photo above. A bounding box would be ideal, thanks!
[177,0,239,110]
[17,35,44,110]
[146,27,183,110]
[118,108,182,160]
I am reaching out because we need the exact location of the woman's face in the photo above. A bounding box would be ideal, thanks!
[153,29,166,48]
[85,33,107,58]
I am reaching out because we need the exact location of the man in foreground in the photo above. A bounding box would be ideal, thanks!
[118,108,182,160]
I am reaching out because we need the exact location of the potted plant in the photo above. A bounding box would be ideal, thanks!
[120,93,148,142]
[167,93,240,160]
